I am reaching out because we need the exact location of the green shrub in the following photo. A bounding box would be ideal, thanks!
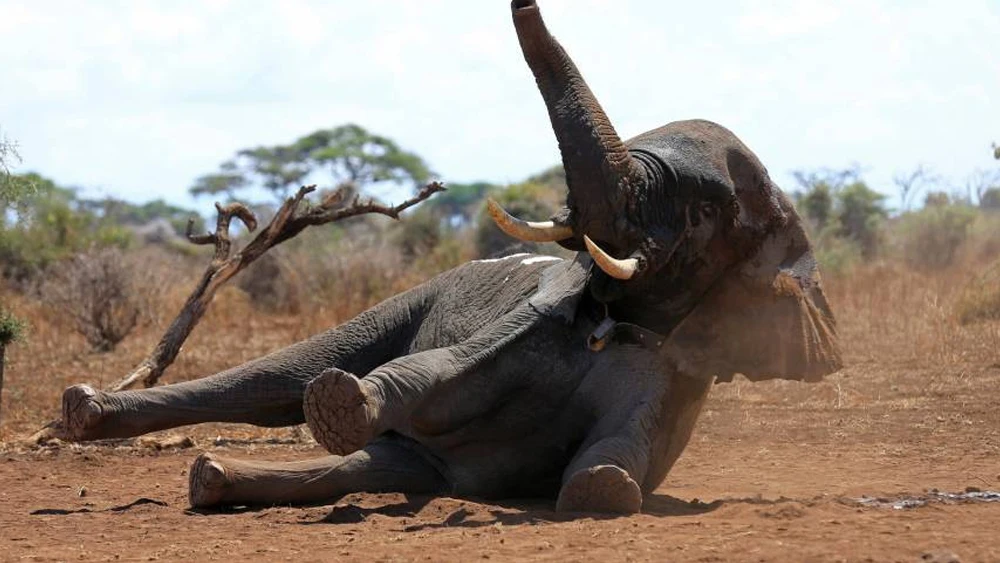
[0,174,132,283]
[0,308,25,347]
[836,182,887,257]
[797,182,834,230]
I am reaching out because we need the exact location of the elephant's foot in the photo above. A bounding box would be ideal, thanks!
[556,465,643,514]
[303,368,378,456]
[61,384,107,441]
[189,453,232,508]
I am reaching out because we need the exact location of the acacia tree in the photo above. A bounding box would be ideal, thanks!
[191,124,432,204]
[293,124,431,188]
[0,132,36,212]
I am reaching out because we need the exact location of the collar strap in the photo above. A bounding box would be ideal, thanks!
[587,317,665,352]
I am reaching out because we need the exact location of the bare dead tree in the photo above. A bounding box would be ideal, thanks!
[28,182,443,442]
[791,164,865,193]
[893,165,939,212]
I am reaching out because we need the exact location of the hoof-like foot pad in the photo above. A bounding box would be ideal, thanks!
[189,453,231,508]
[61,384,105,441]
[303,368,376,456]
[556,465,643,514]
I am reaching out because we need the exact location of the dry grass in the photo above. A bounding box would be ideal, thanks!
[0,245,998,451]
[955,259,1000,325]
[704,256,1000,466]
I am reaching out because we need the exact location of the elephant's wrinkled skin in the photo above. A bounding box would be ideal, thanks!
[57,1,842,514]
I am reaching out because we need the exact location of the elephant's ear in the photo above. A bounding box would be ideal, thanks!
[529,253,591,324]
[662,195,842,383]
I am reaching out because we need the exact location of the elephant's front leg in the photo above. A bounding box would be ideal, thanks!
[554,345,698,515]
[555,399,656,514]
[556,368,712,514]
[188,438,446,508]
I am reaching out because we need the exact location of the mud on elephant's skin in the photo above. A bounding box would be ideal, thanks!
[57,0,842,514]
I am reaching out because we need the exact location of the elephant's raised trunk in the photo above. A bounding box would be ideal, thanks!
[512,0,644,230]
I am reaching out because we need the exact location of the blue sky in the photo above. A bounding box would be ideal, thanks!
[2,0,997,212]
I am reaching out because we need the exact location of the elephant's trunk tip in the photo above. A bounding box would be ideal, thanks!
[512,0,538,13]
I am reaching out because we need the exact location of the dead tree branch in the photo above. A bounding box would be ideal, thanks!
[112,181,443,391]
[28,182,443,442]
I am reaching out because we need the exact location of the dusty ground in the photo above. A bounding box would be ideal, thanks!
[1,265,999,561]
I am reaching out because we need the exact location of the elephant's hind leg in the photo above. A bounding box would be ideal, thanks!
[189,439,447,508]
[59,283,435,442]
[302,368,381,456]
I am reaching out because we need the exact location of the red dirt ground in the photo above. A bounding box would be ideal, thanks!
[3,358,999,562]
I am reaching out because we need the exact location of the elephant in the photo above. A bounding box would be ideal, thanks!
[56,0,842,514]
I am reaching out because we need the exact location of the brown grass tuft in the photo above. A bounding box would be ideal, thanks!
[955,259,1000,325]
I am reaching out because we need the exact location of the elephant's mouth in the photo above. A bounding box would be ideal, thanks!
[487,198,697,287]
[487,198,646,281]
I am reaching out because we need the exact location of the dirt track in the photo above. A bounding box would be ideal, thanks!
[3,358,999,562]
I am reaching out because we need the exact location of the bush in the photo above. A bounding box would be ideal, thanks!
[287,236,413,320]
[393,207,443,261]
[237,250,304,314]
[38,248,161,351]
[812,227,863,276]
[981,187,1000,210]
[896,204,977,271]
[0,308,25,348]
[475,181,562,258]
[0,173,132,284]
[797,182,834,230]
[793,171,887,262]
[955,259,1000,324]
[836,182,887,257]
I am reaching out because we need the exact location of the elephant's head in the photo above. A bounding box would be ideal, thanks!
[492,0,842,383]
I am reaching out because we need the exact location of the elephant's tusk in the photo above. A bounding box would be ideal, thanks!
[584,235,640,280]
[486,198,574,243]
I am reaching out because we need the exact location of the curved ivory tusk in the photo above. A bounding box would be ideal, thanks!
[584,235,639,280]
[486,198,573,243]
